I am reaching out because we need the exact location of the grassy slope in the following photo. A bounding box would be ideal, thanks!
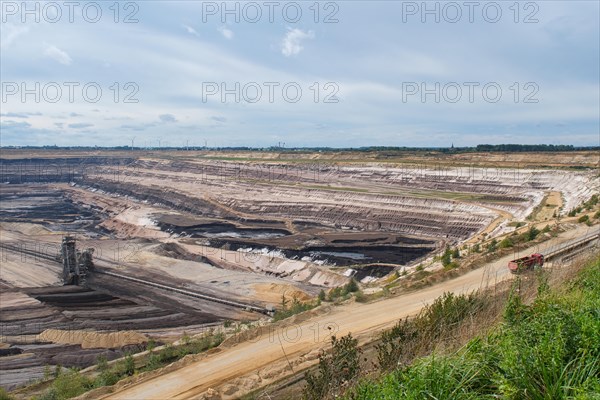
[347,256,600,400]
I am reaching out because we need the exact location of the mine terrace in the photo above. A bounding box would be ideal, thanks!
[0,149,598,390]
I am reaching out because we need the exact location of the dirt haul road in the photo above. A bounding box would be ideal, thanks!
[104,225,598,400]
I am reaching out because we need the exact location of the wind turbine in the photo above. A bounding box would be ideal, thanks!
[130,136,136,150]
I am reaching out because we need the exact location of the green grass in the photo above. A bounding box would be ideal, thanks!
[345,256,600,400]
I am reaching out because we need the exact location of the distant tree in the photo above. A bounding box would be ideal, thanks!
[542,225,551,233]
[318,289,326,301]
[499,237,513,248]
[441,252,452,267]
[524,226,540,241]
[452,248,460,259]
[487,239,498,253]
[345,278,359,293]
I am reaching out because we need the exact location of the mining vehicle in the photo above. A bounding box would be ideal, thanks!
[508,253,544,274]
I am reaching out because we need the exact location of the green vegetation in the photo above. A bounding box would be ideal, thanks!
[568,194,599,217]
[486,238,498,253]
[327,278,360,302]
[343,256,600,400]
[523,225,540,241]
[440,246,460,269]
[0,388,15,400]
[499,236,514,249]
[318,289,326,301]
[272,282,366,319]
[542,224,552,233]
[34,332,224,400]
[273,296,320,322]
[304,334,362,400]
[376,292,482,371]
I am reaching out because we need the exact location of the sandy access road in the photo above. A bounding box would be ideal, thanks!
[104,225,599,400]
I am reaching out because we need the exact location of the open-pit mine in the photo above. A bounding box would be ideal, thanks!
[1,149,598,396]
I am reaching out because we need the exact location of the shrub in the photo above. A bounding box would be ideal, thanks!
[578,215,590,223]
[304,334,361,399]
[146,339,156,351]
[499,237,513,248]
[318,289,326,301]
[376,292,481,372]
[51,369,92,400]
[327,279,361,302]
[542,224,551,233]
[486,239,498,253]
[0,388,15,400]
[522,226,540,242]
[376,317,418,371]
[273,297,318,321]
[441,252,452,267]
[346,278,359,293]
[452,248,460,259]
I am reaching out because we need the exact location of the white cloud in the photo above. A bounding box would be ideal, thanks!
[218,26,234,40]
[281,28,314,57]
[183,24,199,36]
[44,45,72,65]
[0,24,30,48]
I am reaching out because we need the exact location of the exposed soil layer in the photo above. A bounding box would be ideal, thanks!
[157,216,436,266]
[0,186,107,234]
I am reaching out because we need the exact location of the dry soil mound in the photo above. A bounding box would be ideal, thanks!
[38,329,147,349]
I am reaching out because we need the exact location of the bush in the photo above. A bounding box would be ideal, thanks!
[51,369,93,400]
[452,248,460,259]
[486,239,498,253]
[318,289,326,301]
[375,292,481,372]
[0,388,15,400]
[346,278,359,293]
[304,334,361,399]
[441,252,452,267]
[327,279,361,302]
[273,297,318,321]
[522,226,540,242]
[499,237,513,248]
[578,215,590,223]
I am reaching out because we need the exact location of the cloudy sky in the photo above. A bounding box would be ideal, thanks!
[1,1,598,147]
